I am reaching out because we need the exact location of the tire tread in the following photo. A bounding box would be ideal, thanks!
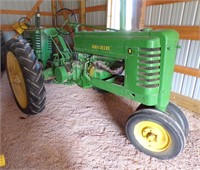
[6,38,46,115]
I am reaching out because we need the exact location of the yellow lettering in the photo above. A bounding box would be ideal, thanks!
[92,45,111,51]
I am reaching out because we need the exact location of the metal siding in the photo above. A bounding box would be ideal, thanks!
[172,40,191,93]
[144,6,152,25]
[194,1,200,25]
[150,5,162,25]
[40,0,52,12]
[170,2,185,25]
[159,4,173,25]
[86,0,106,7]
[86,0,107,26]
[62,0,79,9]
[181,41,200,98]
[181,76,197,97]
[181,1,198,25]
[193,78,200,100]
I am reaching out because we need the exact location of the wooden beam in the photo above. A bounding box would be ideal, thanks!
[58,0,64,9]
[147,25,200,40]
[0,10,52,16]
[174,65,200,78]
[170,92,200,114]
[80,0,86,30]
[146,0,195,6]
[40,11,52,16]
[0,5,106,16]
[26,0,44,19]
[139,0,146,29]
[86,5,107,12]
[0,10,28,15]
[51,0,57,20]
[0,25,13,31]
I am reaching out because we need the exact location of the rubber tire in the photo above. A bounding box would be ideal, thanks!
[1,31,7,71]
[125,109,186,160]
[136,103,189,137]
[6,38,46,115]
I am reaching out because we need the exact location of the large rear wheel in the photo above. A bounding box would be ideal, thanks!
[6,38,46,115]
[1,31,6,71]
[125,109,186,159]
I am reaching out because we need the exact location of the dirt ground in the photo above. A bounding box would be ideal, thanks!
[1,73,200,170]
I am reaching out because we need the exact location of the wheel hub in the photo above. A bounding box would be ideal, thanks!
[134,121,172,152]
[7,51,28,109]
[143,129,157,142]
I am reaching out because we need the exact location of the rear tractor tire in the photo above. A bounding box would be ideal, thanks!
[1,31,6,71]
[6,38,46,115]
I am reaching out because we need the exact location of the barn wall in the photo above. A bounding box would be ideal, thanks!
[0,0,107,36]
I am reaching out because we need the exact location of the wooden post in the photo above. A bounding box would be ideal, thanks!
[51,0,57,25]
[80,0,86,30]
[139,0,146,29]
[26,0,43,20]
[58,0,68,20]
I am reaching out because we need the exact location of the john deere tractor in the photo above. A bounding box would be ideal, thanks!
[4,0,188,160]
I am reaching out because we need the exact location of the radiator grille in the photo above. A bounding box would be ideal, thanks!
[137,47,161,88]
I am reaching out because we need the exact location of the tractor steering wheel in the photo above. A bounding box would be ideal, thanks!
[18,17,31,30]
[53,8,78,35]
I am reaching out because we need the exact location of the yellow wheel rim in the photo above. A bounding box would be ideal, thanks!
[7,51,28,109]
[134,121,172,152]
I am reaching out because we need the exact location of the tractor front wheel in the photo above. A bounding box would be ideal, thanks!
[136,102,189,137]
[6,38,46,115]
[125,109,186,159]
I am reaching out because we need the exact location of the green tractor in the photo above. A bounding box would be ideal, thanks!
[4,0,188,160]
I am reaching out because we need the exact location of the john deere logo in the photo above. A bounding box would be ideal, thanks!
[128,48,132,54]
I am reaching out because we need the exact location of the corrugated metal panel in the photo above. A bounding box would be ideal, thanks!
[150,5,162,25]
[86,11,106,25]
[181,41,200,97]
[194,1,200,25]
[172,40,191,93]
[159,4,173,25]
[181,1,198,25]
[192,0,200,100]
[86,0,106,7]
[62,0,79,9]
[170,2,185,25]
[40,0,52,12]
[86,0,107,26]
[144,6,152,25]
[193,78,200,100]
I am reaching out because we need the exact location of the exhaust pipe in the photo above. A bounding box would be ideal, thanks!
[120,0,143,31]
